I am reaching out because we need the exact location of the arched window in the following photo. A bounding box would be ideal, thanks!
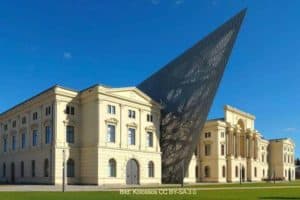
[44,159,49,177]
[222,166,226,178]
[204,166,210,178]
[235,166,239,178]
[67,159,75,178]
[254,167,257,177]
[148,161,154,177]
[2,163,6,177]
[20,161,24,178]
[109,159,116,177]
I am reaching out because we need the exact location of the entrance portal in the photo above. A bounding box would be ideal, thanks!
[11,162,15,183]
[126,159,139,185]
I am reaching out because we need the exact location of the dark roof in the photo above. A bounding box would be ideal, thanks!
[206,117,225,122]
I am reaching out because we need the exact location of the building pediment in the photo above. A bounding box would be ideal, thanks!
[105,117,119,124]
[145,125,156,131]
[126,122,138,128]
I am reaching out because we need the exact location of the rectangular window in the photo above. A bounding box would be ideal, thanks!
[204,132,211,138]
[147,132,153,147]
[21,117,26,124]
[21,133,26,149]
[45,126,52,144]
[66,126,75,143]
[12,136,16,151]
[221,132,225,138]
[147,114,153,122]
[32,112,38,120]
[128,128,136,145]
[128,110,136,119]
[3,138,7,153]
[4,124,8,131]
[32,130,38,146]
[221,144,225,156]
[107,124,116,143]
[12,120,16,128]
[45,106,51,116]
[107,105,116,114]
[31,160,35,177]
[205,144,211,156]
[66,106,75,115]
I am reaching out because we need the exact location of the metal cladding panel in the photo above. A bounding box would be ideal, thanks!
[138,9,247,183]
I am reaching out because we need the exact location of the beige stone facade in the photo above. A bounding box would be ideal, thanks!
[192,105,296,183]
[0,85,161,185]
[0,84,296,186]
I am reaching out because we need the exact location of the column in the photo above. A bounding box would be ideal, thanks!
[236,130,240,157]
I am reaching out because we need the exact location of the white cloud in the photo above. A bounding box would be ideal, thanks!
[151,0,160,5]
[175,0,184,5]
[63,52,72,59]
[283,127,297,132]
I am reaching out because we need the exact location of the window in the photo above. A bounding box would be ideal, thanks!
[12,136,16,151]
[31,160,35,177]
[235,166,239,177]
[204,166,210,177]
[32,130,38,146]
[108,159,116,177]
[146,132,153,147]
[107,125,115,143]
[222,166,226,178]
[128,110,136,119]
[148,161,154,177]
[67,159,75,177]
[20,161,24,178]
[263,169,265,177]
[221,132,225,138]
[128,128,136,145]
[221,144,225,156]
[147,114,153,122]
[204,144,211,156]
[12,120,16,128]
[254,167,257,177]
[45,106,51,116]
[195,166,199,178]
[32,112,38,120]
[262,154,265,162]
[284,154,287,163]
[66,126,75,143]
[3,138,7,152]
[204,132,211,138]
[107,105,116,114]
[4,124,8,131]
[44,159,49,177]
[21,117,26,124]
[66,106,75,115]
[2,163,6,177]
[21,133,26,149]
[45,126,52,144]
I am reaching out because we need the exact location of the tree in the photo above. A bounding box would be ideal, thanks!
[295,158,300,166]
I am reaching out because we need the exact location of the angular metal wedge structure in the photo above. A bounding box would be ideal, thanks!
[138,9,247,183]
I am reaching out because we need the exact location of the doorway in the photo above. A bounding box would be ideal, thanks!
[126,159,139,185]
[11,162,15,183]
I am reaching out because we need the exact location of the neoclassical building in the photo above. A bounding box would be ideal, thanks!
[193,105,296,183]
[0,85,162,185]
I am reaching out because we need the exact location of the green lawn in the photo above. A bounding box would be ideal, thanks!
[1,188,300,200]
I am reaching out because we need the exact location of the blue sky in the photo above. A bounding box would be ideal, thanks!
[0,1,299,157]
